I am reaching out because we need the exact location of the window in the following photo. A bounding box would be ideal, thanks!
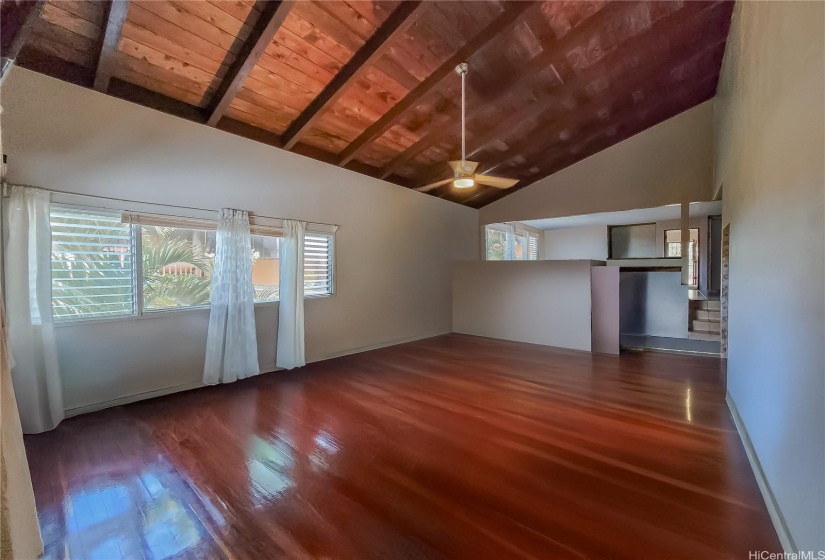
[49,206,334,321]
[665,228,699,287]
[249,232,334,301]
[485,226,507,260]
[141,226,216,311]
[304,233,334,296]
[50,207,136,320]
[485,223,539,261]
[251,234,281,302]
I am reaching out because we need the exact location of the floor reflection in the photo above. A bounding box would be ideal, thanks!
[37,455,215,560]
[247,435,294,503]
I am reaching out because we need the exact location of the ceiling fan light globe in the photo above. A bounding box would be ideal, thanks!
[453,177,475,189]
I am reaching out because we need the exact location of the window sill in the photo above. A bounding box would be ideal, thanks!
[52,294,333,328]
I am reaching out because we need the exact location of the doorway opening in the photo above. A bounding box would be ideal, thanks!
[664,228,699,287]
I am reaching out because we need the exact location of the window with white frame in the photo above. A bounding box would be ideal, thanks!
[49,206,334,321]
[50,207,136,320]
[484,223,540,261]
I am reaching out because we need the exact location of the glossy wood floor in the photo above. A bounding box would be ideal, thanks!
[25,334,781,560]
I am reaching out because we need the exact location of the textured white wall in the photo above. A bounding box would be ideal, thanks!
[543,225,608,260]
[479,101,715,225]
[0,68,479,412]
[452,260,594,351]
[715,1,824,552]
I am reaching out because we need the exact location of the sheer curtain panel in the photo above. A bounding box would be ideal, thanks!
[276,219,306,370]
[203,208,260,384]
[4,186,63,433]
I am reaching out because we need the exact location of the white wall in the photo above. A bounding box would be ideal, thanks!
[479,101,715,225]
[0,68,479,413]
[543,225,608,260]
[715,1,824,553]
[452,260,595,351]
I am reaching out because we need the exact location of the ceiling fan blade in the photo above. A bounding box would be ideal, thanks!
[415,177,454,192]
[448,160,479,174]
[474,174,519,189]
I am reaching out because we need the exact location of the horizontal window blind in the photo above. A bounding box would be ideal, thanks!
[51,207,136,320]
[528,233,539,260]
[304,234,333,296]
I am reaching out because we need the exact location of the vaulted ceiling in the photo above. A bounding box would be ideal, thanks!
[1,0,734,207]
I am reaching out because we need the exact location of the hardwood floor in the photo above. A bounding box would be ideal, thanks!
[25,334,781,560]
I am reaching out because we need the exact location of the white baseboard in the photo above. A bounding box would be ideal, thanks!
[65,380,206,418]
[312,330,452,362]
[64,330,452,418]
[726,392,796,553]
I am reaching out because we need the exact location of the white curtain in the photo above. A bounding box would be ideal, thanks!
[276,219,306,370]
[0,292,44,559]
[4,186,63,434]
[203,208,260,384]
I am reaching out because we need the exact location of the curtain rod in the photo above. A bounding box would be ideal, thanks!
[0,180,339,230]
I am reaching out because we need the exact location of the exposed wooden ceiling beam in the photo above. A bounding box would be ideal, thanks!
[1,0,44,75]
[337,1,536,167]
[93,0,129,92]
[376,0,628,179]
[417,1,725,191]
[206,0,294,127]
[282,0,428,150]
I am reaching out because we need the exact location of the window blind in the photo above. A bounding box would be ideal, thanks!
[51,207,136,320]
[304,233,333,296]
[528,233,539,260]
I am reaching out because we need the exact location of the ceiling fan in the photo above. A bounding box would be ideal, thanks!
[418,62,519,192]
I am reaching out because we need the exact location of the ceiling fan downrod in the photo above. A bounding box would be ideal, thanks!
[455,62,468,168]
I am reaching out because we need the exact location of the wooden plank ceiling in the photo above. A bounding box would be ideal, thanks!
[4,0,734,208]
